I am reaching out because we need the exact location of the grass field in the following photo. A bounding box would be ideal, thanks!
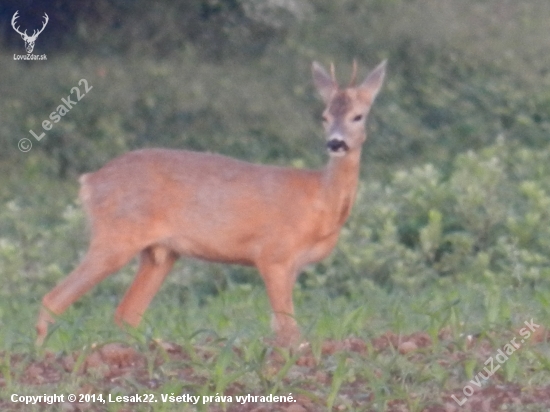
[0,272,548,411]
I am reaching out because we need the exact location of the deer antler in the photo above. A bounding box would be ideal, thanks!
[11,11,26,37]
[11,11,49,41]
[29,13,49,41]
[348,59,358,87]
[329,62,337,87]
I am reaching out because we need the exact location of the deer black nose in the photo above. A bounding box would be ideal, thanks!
[326,139,349,152]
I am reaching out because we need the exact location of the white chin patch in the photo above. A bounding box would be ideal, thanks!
[327,149,347,157]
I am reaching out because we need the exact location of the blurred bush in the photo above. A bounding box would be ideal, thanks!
[310,139,550,296]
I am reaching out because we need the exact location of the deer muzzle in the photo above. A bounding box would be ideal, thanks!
[326,138,349,154]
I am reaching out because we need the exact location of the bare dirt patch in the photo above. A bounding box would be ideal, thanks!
[1,328,549,411]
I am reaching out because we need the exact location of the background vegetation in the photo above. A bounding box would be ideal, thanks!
[0,0,549,410]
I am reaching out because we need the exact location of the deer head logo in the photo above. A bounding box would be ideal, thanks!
[11,11,49,54]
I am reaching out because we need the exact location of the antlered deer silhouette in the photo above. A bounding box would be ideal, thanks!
[11,11,49,54]
[36,59,387,346]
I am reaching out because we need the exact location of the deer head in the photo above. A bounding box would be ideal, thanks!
[312,60,387,157]
[12,11,49,54]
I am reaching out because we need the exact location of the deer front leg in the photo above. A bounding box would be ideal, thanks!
[257,261,300,347]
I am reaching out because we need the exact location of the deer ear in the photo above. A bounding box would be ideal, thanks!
[312,61,337,104]
[358,60,387,104]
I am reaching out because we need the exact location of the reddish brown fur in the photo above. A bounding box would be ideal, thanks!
[36,60,387,346]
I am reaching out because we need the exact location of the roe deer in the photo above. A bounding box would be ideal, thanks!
[36,59,387,346]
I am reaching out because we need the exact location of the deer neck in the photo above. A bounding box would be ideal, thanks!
[320,146,362,227]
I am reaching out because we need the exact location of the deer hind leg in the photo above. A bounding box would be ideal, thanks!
[257,261,301,347]
[36,240,139,345]
[115,245,177,328]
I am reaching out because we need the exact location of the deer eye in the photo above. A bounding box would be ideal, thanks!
[352,114,363,122]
